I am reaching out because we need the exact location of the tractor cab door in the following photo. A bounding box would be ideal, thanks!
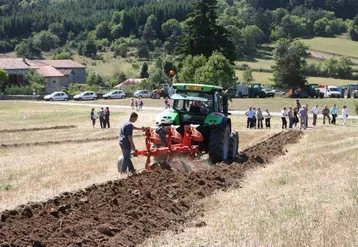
[222,93,229,116]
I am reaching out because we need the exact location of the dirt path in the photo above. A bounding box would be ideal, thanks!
[0,130,302,247]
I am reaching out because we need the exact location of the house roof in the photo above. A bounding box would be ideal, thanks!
[58,69,73,76]
[37,59,86,68]
[36,66,65,77]
[0,58,30,70]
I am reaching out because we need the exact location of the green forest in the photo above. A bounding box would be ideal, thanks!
[1,0,358,54]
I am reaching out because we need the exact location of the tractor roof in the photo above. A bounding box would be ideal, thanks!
[173,83,223,92]
[171,93,208,102]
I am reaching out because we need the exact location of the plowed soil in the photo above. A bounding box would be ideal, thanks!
[0,125,77,133]
[0,130,302,247]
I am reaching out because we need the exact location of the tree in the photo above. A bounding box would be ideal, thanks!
[272,39,309,90]
[178,55,207,83]
[137,46,150,59]
[111,24,123,39]
[48,23,66,44]
[78,39,97,57]
[15,38,42,59]
[176,0,236,62]
[337,57,353,78]
[115,43,128,58]
[161,19,182,38]
[95,22,110,39]
[87,71,105,86]
[0,69,9,93]
[26,69,46,94]
[142,15,157,42]
[243,68,254,83]
[193,52,236,88]
[241,25,265,54]
[139,63,149,78]
[33,31,60,51]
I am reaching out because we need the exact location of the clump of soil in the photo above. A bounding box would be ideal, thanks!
[0,130,301,247]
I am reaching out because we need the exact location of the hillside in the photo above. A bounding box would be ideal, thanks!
[300,37,358,59]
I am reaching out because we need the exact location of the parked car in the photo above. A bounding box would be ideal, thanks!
[103,90,126,99]
[73,91,97,101]
[262,88,275,97]
[44,91,69,101]
[273,89,287,96]
[134,90,152,98]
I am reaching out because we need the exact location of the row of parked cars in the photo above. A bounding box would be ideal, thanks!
[43,89,154,101]
[44,90,125,101]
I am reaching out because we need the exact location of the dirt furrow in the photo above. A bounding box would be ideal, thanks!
[0,125,77,133]
[0,136,119,148]
[0,130,302,247]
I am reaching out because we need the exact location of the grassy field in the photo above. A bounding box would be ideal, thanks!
[300,37,358,59]
[143,124,358,246]
[71,53,154,78]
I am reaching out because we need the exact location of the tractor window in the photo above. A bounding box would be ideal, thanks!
[213,92,222,112]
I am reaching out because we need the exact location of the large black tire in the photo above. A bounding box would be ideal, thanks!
[228,131,239,161]
[209,125,230,164]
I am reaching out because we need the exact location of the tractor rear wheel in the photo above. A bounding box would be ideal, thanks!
[228,131,239,161]
[209,125,230,164]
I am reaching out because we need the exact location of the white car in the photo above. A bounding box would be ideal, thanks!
[134,90,152,98]
[103,90,126,99]
[44,92,69,101]
[327,86,341,98]
[73,91,97,101]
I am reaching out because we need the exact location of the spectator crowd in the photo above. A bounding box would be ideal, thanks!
[245,100,349,130]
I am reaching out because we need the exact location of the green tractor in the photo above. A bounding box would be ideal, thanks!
[155,83,239,163]
[248,83,266,98]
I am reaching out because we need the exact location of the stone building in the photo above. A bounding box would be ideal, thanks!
[0,58,86,93]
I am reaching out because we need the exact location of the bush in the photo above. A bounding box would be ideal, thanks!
[4,86,33,95]
[67,83,97,94]
[355,101,358,115]
[53,51,73,60]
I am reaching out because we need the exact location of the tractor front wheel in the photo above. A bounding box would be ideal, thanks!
[209,125,230,164]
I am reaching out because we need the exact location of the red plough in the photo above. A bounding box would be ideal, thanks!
[135,125,206,172]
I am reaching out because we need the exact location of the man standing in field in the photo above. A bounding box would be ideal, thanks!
[312,104,319,126]
[119,112,146,175]
[299,106,307,130]
[322,105,331,125]
[331,104,337,125]
[287,107,294,128]
[99,107,105,128]
[245,107,255,129]
[305,104,309,129]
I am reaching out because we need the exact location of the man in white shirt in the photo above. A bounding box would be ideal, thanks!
[312,104,319,126]
[342,105,348,126]
[245,107,255,129]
